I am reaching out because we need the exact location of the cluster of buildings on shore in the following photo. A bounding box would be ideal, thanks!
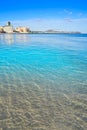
[0,21,30,33]
[0,21,81,34]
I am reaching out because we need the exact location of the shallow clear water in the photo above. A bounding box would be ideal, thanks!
[0,34,87,130]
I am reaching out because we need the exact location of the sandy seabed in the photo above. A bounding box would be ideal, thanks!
[0,84,87,130]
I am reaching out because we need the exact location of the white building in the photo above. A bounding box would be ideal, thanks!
[3,26,13,33]
[0,21,30,33]
[15,27,30,33]
[0,26,4,33]
[3,22,13,33]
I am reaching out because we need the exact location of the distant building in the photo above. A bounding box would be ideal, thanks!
[0,26,4,33]
[3,22,14,33]
[7,21,11,26]
[0,21,31,33]
[15,27,30,33]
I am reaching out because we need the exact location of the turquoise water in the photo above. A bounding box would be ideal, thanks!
[0,34,87,130]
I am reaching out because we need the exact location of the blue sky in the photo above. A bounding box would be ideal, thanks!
[0,0,87,32]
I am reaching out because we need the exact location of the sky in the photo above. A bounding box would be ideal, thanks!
[0,0,87,33]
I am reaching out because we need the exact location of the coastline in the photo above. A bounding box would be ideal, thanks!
[0,32,83,34]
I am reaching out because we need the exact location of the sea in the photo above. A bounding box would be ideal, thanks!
[0,34,87,130]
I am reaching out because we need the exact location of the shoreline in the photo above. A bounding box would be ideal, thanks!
[0,32,86,35]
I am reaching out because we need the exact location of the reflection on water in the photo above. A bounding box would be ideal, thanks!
[15,34,30,43]
[0,34,30,45]
[0,34,87,130]
[0,34,14,44]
